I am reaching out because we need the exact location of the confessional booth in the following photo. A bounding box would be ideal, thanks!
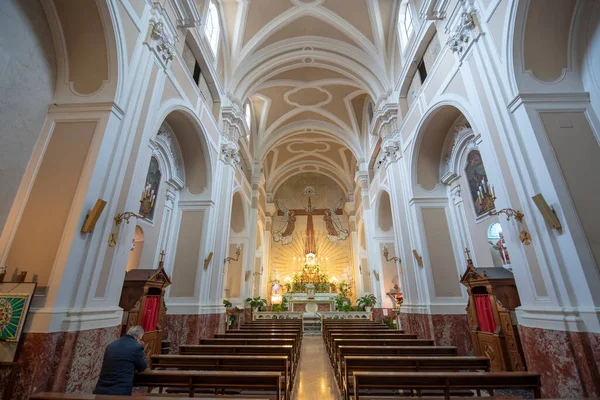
[460,259,527,372]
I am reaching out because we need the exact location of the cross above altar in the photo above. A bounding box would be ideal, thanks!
[276,196,343,254]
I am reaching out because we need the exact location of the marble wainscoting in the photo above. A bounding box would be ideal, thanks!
[371,307,395,322]
[519,325,600,398]
[4,325,120,400]
[164,313,226,353]
[398,312,473,356]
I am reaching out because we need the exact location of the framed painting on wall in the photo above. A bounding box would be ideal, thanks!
[140,156,161,221]
[465,150,494,217]
[0,282,36,363]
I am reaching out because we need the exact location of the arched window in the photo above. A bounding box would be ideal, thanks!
[245,103,252,132]
[205,1,220,55]
[398,0,414,50]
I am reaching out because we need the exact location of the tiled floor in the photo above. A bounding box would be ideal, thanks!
[291,336,342,400]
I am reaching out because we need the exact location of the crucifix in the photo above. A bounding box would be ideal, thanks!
[464,247,473,263]
[273,195,343,252]
[158,250,166,268]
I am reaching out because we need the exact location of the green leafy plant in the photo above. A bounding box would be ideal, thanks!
[223,299,233,308]
[245,296,267,310]
[356,294,377,310]
[382,316,396,329]
[334,281,353,311]
[272,296,288,312]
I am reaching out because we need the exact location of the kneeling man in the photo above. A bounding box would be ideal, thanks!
[94,325,148,396]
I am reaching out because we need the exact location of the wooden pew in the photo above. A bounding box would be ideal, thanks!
[180,345,296,377]
[325,332,417,355]
[31,394,269,400]
[133,370,283,399]
[351,371,542,399]
[342,356,490,400]
[151,354,291,399]
[329,339,435,363]
[335,346,458,381]
[214,333,301,358]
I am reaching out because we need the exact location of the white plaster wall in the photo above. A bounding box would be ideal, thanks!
[0,0,56,233]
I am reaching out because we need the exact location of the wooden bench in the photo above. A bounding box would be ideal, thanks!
[351,371,541,399]
[213,334,301,358]
[180,345,296,376]
[325,333,417,355]
[150,354,291,399]
[30,394,269,399]
[342,356,490,400]
[335,346,457,381]
[330,339,434,360]
[132,370,283,399]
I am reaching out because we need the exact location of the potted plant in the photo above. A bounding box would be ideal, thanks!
[245,296,267,312]
[357,294,377,312]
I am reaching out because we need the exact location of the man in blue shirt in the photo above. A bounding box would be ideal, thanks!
[94,325,148,395]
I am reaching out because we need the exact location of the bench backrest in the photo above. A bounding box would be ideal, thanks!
[133,370,282,399]
[352,371,541,399]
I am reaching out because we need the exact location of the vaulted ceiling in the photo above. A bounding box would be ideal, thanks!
[219,0,398,195]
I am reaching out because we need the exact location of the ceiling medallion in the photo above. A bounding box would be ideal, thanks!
[291,0,325,7]
[284,86,332,108]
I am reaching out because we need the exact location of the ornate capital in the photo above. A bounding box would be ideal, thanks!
[220,142,241,167]
[145,4,178,67]
[446,11,477,57]
[376,141,402,170]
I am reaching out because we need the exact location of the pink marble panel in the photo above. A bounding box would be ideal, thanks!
[519,325,600,398]
[164,313,226,354]
[293,303,306,312]
[6,325,120,400]
[317,303,331,312]
[430,314,473,356]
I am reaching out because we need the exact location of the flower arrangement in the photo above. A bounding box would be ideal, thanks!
[394,292,404,308]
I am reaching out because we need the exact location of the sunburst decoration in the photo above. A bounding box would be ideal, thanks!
[271,230,351,280]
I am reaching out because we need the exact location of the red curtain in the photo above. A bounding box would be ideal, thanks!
[141,296,160,332]
[474,294,496,333]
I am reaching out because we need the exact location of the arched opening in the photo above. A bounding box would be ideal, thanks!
[126,226,145,272]
[376,190,399,308]
[224,191,247,301]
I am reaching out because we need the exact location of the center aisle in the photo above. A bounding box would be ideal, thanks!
[291,336,341,400]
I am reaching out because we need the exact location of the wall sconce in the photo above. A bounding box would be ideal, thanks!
[382,244,403,275]
[244,270,252,281]
[114,189,156,226]
[532,193,562,230]
[81,199,107,233]
[204,252,214,270]
[109,190,156,247]
[483,185,530,245]
[223,244,242,275]
[412,250,423,267]
[224,244,242,264]
[372,270,380,281]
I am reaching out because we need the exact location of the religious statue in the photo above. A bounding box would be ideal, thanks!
[323,199,349,244]
[489,232,510,265]
[273,201,296,245]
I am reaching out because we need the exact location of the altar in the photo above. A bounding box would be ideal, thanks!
[285,293,336,312]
